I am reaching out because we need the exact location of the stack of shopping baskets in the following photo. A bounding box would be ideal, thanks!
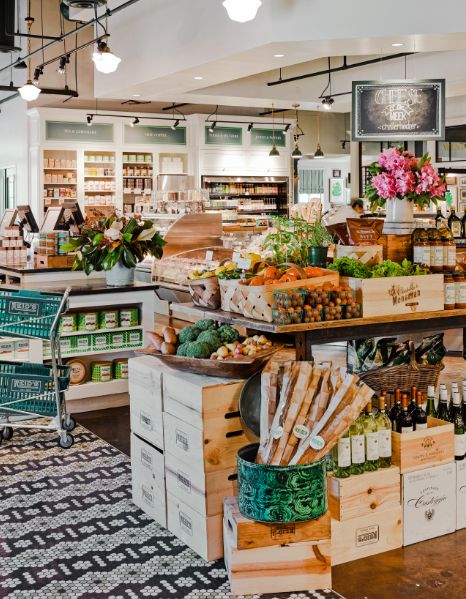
[0,287,76,448]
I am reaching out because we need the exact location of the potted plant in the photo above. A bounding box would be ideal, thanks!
[62,215,166,286]
[307,219,334,267]
[365,147,446,235]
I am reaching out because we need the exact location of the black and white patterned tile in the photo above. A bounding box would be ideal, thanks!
[0,427,345,599]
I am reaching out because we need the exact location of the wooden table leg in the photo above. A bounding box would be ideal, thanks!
[463,328,466,360]
[295,331,314,361]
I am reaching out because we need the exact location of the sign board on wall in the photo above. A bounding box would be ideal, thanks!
[352,79,445,141]
[205,126,242,145]
[124,125,186,145]
[46,121,114,142]
[250,128,286,147]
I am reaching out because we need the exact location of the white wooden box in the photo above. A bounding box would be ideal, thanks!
[456,461,466,530]
[167,492,223,562]
[165,451,237,517]
[334,244,383,266]
[130,433,166,527]
[341,273,444,317]
[402,462,456,546]
[129,356,164,449]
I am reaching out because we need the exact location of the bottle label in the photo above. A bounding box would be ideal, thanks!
[337,437,351,468]
[416,422,428,430]
[455,433,466,457]
[401,426,414,433]
[431,245,444,267]
[459,282,466,304]
[351,434,365,464]
[378,430,392,458]
[422,246,431,267]
[413,245,423,265]
[448,245,457,267]
[452,222,462,237]
[445,282,456,305]
[366,431,379,461]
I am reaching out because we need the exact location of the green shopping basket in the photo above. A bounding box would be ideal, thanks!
[0,289,69,340]
[0,362,71,417]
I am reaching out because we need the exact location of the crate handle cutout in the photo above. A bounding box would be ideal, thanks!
[225,430,244,439]
[224,411,241,420]
[228,473,238,481]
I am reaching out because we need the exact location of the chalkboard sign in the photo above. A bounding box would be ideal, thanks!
[205,126,242,145]
[46,121,114,142]
[352,79,445,141]
[250,128,286,147]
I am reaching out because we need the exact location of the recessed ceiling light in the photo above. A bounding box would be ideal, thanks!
[132,93,141,98]
[391,42,404,47]
[274,53,285,58]
[194,76,203,80]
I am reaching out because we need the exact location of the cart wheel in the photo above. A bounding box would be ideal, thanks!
[2,427,13,441]
[62,415,76,432]
[58,433,74,449]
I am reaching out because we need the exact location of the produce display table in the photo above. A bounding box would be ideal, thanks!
[170,302,466,361]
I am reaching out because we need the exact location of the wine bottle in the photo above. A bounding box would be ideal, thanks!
[462,381,466,423]
[462,211,466,238]
[435,207,446,228]
[375,396,392,468]
[451,392,466,461]
[332,429,351,478]
[449,209,463,239]
[349,413,365,475]
[414,391,428,430]
[396,393,414,433]
[408,385,417,415]
[451,382,459,414]
[426,385,437,418]
[389,388,402,431]
[363,400,379,472]
[437,387,450,421]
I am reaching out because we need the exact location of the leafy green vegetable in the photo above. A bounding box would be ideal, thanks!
[178,326,200,344]
[329,257,429,279]
[185,341,212,359]
[194,319,216,332]
[328,257,371,279]
[217,325,239,343]
[196,330,222,353]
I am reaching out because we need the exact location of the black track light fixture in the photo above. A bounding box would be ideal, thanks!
[209,121,217,133]
[86,114,93,127]
[283,123,291,133]
[32,66,43,85]
[322,96,334,110]
[171,119,180,130]
[130,117,140,127]
[58,55,70,75]
[206,105,219,133]
[247,123,253,132]
[14,61,27,69]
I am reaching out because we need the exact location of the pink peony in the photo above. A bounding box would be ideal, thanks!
[372,172,397,199]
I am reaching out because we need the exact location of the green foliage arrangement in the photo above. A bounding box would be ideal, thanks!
[329,257,428,279]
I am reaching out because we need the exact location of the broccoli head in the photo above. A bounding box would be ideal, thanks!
[194,319,216,332]
[178,326,199,344]
[196,330,222,353]
[185,341,212,359]
[217,325,239,343]
[176,343,189,356]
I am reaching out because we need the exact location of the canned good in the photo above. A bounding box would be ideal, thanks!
[78,312,98,332]
[93,333,110,350]
[126,329,143,347]
[67,359,88,385]
[99,310,119,329]
[120,307,139,327]
[111,332,125,348]
[60,314,77,333]
[75,335,91,352]
[91,361,112,382]
[113,358,129,379]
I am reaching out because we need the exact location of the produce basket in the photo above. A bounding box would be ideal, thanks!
[357,342,444,395]
[187,276,221,310]
[219,278,243,313]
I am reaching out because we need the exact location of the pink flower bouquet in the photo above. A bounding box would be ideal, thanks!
[365,147,446,211]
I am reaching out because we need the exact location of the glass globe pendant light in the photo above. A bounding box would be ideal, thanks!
[92,41,121,74]
[19,18,41,101]
[223,0,262,23]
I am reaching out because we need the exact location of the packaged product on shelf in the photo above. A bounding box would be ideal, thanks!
[120,307,139,327]
[99,310,119,330]
[111,332,126,348]
[92,333,111,350]
[75,335,92,353]
[66,359,88,385]
[78,312,98,332]
[59,313,77,333]
[113,358,129,379]
[126,329,143,347]
[91,361,113,383]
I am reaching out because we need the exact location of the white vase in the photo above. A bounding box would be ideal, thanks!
[105,262,135,287]
[383,197,414,235]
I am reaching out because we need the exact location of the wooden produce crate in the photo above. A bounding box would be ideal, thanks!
[341,273,444,317]
[334,244,383,266]
[167,492,223,561]
[219,279,243,314]
[331,505,402,566]
[129,356,164,450]
[223,496,331,550]
[165,453,237,517]
[392,417,454,474]
[328,466,401,521]
[224,521,331,596]
[162,371,247,474]
[35,254,74,268]
[239,270,339,323]
[456,461,466,530]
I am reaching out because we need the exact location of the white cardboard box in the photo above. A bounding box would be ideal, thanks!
[130,432,166,527]
[456,461,466,530]
[129,356,164,450]
[402,462,456,546]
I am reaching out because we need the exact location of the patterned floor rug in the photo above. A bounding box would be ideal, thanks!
[0,426,345,599]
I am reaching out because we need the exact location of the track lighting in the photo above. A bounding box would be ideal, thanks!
[130,117,140,127]
[209,121,217,133]
[223,0,262,22]
[283,124,291,133]
[92,41,121,74]
[14,61,27,69]
[32,66,43,85]
[171,119,180,130]
[19,80,41,101]
[322,97,334,110]
[58,55,70,75]
[86,114,93,127]
[247,123,253,132]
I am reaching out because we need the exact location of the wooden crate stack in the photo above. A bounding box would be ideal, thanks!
[223,496,332,596]
[328,466,403,565]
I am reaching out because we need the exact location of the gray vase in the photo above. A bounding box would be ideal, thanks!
[105,262,135,287]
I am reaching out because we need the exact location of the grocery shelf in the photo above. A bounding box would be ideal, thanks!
[60,325,142,338]
[84,176,115,179]
[123,161,153,165]
[44,344,143,359]
[44,167,77,171]
[45,182,77,185]
[65,378,128,401]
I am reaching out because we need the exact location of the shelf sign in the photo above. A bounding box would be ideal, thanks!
[251,128,286,147]
[124,125,186,145]
[205,126,242,145]
[352,79,445,141]
[46,120,114,142]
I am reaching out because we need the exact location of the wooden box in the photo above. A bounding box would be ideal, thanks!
[392,417,454,474]
[331,505,402,566]
[163,371,247,473]
[35,254,74,268]
[129,356,164,450]
[334,244,383,266]
[341,273,444,317]
[402,462,456,545]
[224,496,331,550]
[456,461,466,530]
[167,492,223,561]
[328,466,401,521]
[224,521,331,596]
[130,433,166,527]
[381,233,413,263]
[219,279,243,314]
[165,452,237,517]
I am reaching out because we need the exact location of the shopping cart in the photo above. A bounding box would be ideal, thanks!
[0,287,76,448]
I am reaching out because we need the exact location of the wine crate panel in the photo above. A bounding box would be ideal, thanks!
[328,466,401,521]
[456,461,466,530]
[224,521,331,596]
[331,505,402,566]
[224,496,331,550]
[334,244,383,266]
[392,416,454,474]
[402,462,456,546]
[129,356,164,450]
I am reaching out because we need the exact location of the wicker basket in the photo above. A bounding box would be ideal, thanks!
[219,279,243,314]
[187,276,221,310]
[357,342,444,395]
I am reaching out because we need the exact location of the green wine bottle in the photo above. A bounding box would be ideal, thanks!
[332,429,351,478]
[350,412,366,475]
[363,400,379,472]
[375,396,392,468]
[426,385,437,418]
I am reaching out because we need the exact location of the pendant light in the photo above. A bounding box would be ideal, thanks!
[92,40,121,74]
[269,104,280,157]
[291,103,304,159]
[223,0,262,23]
[314,113,324,157]
[19,16,41,101]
